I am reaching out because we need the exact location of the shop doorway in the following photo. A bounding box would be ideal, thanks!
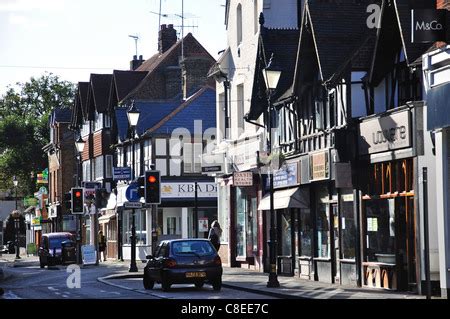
[362,196,416,291]
[332,204,340,284]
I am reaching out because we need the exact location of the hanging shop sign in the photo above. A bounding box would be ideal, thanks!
[310,151,330,181]
[358,110,411,155]
[113,167,131,181]
[23,197,38,207]
[233,172,253,187]
[411,9,447,43]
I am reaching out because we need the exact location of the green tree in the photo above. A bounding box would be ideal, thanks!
[0,73,75,196]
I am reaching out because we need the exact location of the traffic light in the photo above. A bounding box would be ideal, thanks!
[71,187,84,214]
[63,192,71,210]
[144,170,161,204]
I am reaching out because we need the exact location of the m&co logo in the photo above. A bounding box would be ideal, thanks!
[416,20,444,31]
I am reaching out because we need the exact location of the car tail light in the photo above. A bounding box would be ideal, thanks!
[164,258,177,268]
[214,256,222,266]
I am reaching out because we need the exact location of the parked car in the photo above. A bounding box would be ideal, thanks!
[38,232,76,268]
[143,239,223,292]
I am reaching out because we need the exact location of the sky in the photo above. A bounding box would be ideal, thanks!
[0,0,227,95]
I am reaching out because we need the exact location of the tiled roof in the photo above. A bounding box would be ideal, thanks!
[115,86,216,141]
[115,99,181,141]
[123,33,215,102]
[71,82,89,127]
[149,86,216,135]
[247,28,299,121]
[305,0,377,83]
[88,74,113,114]
[109,70,148,110]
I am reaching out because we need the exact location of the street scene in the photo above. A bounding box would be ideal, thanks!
[1,0,450,309]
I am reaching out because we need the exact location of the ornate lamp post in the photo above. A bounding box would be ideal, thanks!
[75,136,85,264]
[262,55,281,288]
[127,101,140,273]
[12,176,21,259]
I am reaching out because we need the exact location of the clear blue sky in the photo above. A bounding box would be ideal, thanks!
[0,0,227,95]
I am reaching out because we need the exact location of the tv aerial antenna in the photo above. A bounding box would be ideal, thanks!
[128,34,139,56]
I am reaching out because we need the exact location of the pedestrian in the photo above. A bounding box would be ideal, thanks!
[208,220,222,252]
[98,230,107,262]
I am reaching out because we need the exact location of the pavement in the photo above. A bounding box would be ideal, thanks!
[0,254,439,299]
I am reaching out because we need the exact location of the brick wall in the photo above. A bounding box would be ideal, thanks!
[81,134,92,162]
[437,0,450,9]
[182,57,214,99]
[164,66,182,99]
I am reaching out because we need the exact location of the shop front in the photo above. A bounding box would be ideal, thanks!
[258,151,358,285]
[232,172,263,270]
[358,106,422,291]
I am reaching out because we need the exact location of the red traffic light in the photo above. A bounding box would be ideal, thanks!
[148,175,157,183]
[75,191,82,198]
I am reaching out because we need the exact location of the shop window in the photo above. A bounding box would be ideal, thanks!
[235,187,247,258]
[123,210,147,245]
[250,197,258,252]
[167,217,177,235]
[340,199,356,260]
[364,199,395,262]
[280,211,292,256]
[316,204,330,258]
[299,209,312,257]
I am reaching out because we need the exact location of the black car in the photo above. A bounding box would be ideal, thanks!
[38,232,76,268]
[143,239,223,292]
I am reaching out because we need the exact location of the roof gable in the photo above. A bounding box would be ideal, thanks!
[88,74,113,114]
[124,33,215,102]
[108,70,148,111]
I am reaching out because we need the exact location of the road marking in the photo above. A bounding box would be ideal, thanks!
[1,291,22,299]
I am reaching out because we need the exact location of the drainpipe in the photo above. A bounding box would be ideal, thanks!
[224,79,230,139]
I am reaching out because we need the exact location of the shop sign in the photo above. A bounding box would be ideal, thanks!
[23,197,38,207]
[233,172,253,187]
[272,162,299,189]
[161,182,217,199]
[358,110,411,155]
[310,151,330,181]
[81,245,97,265]
[411,9,447,43]
[32,217,41,226]
[48,205,58,218]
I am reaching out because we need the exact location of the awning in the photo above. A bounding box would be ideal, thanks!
[98,212,116,224]
[258,187,309,211]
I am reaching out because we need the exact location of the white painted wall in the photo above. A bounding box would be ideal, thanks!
[417,106,440,281]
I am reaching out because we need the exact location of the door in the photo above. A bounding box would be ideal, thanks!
[332,204,340,284]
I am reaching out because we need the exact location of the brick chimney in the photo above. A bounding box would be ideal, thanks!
[130,55,144,71]
[437,0,450,9]
[158,24,177,54]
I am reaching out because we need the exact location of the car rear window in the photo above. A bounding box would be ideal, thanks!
[172,241,215,256]
[49,236,72,249]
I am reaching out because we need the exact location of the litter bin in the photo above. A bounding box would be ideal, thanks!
[61,240,76,265]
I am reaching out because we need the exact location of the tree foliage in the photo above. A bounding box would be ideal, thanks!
[0,73,75,196]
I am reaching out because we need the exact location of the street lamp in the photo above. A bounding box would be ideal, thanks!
[75,137,85,264]
[127,100,140,273]
[262,54,281,288]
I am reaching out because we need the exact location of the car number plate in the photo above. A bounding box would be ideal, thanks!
[186,272,206,278]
